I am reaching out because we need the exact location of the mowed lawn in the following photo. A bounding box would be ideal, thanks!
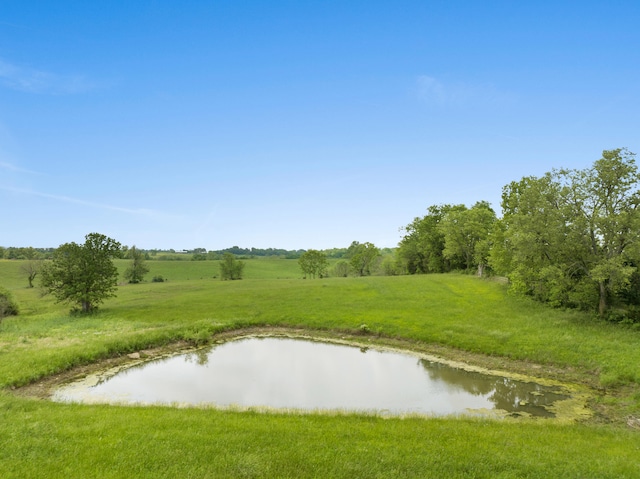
[1,258,640,478]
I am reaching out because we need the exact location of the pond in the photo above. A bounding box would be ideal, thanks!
[52,336,573,418]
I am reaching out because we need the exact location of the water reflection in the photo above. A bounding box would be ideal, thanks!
[419,360,567,418]
[53,337,570,418]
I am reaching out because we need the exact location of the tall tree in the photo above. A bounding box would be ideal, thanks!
[347,241,380,276]
[124,245,150,284]
[40,233,122,313]
[558,148,640,315]
[298,250,328,279]
[495,173,574,305]
[496,148,640,315]
[438,201,497,275]
[397,204,466,274]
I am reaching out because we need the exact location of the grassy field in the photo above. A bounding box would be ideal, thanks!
[1,258,640,478]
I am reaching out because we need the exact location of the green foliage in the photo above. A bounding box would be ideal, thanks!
[497,148,640,316]
[397,204,467,274]
[438,201,496,275]
[219,253,245,280]
[40,233,122,313]
[1,246,52,260]
[332,260,350,277]
[0,287,19,319]
[380,253,401,276]
[151,275,165,283]
[124,246,150,284]
[347,241,380,276]
[402,148,640,318]
[298,249,328,278]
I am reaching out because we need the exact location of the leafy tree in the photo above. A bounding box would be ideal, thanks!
[397,204,465,274]
[559,148,640,315]
[347,241,381,276]
[219,253,245,280]
[496,148,640,316]
[438,201,497,276]
[493,173,571,304]
[0,287,19,321]
[40,233,122,313]
[124,245,150,284]
[298,249,328,279]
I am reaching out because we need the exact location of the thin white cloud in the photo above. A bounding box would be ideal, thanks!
[0,58,101,94]
[1,185,168,218]
[0,160,42,175]
[416,75,516,108]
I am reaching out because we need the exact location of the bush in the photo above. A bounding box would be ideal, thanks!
[0,287,19,320]
[220,253,245,280]
[333,260,349,278]
[151,275,165,283]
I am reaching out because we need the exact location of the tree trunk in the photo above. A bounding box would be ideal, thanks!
[598,281,607,316]
[477,263,485,278]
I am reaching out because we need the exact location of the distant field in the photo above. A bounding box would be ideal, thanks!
[122,257,310,281]
[1,258,640,478]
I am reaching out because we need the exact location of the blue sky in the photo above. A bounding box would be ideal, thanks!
[1,1,639,250]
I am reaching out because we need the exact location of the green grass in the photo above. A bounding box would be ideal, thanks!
[2,394,639,479]
[116,257,307,281]
[1,258,640,478]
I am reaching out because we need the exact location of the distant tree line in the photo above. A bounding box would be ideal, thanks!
[0,247,55,260]
[298,241,386,279]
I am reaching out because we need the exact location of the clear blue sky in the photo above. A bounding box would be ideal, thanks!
[1,1,639,250]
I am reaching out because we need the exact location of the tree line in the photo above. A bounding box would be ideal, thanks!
[298,241,383,279]
[397,148,640,321]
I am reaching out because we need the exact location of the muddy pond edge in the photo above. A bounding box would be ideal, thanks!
[17,326,594,423]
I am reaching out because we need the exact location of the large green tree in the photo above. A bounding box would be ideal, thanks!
[347,241,380,276]
[559,148,640,315]
[495,148,640,316]
[298,249,328,279]
[397,204,467,274]
[493,173,573,305]
[438,201,497,276]
[40,233,122,313]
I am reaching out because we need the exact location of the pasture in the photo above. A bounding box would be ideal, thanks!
[1,258,639,478]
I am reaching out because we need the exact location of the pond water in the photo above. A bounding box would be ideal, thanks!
[53,337,570,417]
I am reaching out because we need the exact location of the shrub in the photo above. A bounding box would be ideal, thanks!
[151,275,165,283]
[333,260,350,278]
[0,287,19,320]
[220,253,245,280]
